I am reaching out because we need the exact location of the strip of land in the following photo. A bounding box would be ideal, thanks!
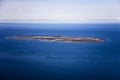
[7,35,104,42]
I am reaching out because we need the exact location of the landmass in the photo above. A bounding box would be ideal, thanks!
[7,35,105,42]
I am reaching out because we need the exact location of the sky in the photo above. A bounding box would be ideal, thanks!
[0,0,120,23]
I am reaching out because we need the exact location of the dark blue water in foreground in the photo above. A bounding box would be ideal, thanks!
[0,23,120,80]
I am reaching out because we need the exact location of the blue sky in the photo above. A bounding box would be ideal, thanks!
[0,0,120,23]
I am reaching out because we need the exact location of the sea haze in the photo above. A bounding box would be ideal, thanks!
[0,23,120,80]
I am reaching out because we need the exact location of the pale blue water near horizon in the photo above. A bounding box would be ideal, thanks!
[0,23,120,80]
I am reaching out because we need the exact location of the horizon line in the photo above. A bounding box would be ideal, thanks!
[0,20,120,24]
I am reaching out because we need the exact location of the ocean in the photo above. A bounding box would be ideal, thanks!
[0,23,120,80]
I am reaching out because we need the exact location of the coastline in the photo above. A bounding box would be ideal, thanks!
[7,35,105,42]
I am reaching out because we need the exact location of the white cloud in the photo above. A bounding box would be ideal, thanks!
[0,1,120,22]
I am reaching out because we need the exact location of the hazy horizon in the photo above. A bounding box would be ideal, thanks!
[0,0,120,23]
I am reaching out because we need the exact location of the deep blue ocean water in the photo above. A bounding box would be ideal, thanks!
[0,23,120,80]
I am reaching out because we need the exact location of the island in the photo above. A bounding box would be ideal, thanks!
[7,35,105,42]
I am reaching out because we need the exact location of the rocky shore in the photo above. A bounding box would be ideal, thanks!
[7,35,104,42]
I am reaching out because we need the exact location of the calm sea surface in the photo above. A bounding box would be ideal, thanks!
[0,23,120,80]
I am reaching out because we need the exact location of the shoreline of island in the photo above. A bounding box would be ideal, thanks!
[7,35,105,42]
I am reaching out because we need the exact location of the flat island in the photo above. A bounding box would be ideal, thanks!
[7,35,105,42]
